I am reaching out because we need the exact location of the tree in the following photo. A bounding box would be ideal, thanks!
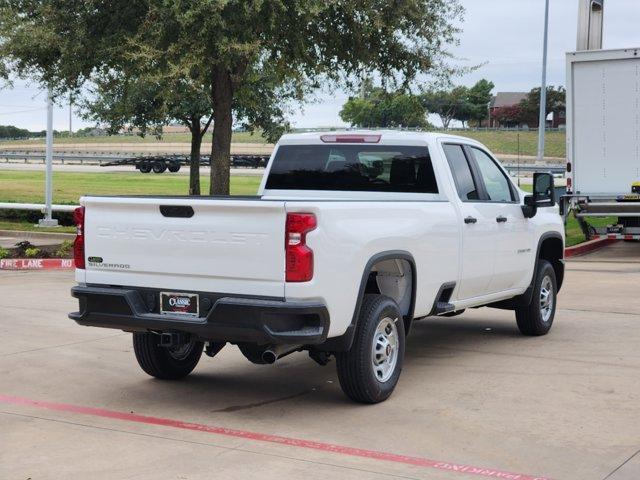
[340,86,429,128]
[520,86,566,126]
[1,0,463,194]
[84,74,212,195]
[420,86,469,129]
[420,79,494,129]
[466,79,494,127]
[491,105,527,128]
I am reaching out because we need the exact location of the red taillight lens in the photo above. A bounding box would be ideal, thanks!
[73,206,85,269]
[285,213,316,282]
[566,176,572,194]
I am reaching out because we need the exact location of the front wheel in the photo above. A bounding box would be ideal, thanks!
[515,259,557,336]
[133,332,203,379]
[336,295,405,403]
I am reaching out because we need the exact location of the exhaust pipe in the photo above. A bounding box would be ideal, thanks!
[261,344,302,364]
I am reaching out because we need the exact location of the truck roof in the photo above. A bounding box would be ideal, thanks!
[277,130,482,145]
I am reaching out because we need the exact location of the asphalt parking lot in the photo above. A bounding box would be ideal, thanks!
[2,243,640,480]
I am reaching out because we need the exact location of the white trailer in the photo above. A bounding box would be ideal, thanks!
[564,47,640,240]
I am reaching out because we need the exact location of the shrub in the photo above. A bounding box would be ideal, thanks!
[0,247,9,259]
[0,209,74,226]
[24,247,40,258]
[55,240,74,258]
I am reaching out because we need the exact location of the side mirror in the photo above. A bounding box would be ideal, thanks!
[522,172,555,218]
[533,172,555,207]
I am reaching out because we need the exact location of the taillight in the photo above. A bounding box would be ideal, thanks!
[566,176,573,194]
[285,213,316,282]
[73,206,85,269]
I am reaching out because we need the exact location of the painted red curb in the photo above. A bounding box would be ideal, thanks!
[0,258,75,270]
[0,393,552,480]
[564,238,616,258]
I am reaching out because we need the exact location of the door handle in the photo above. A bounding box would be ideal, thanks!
[464,216,477,224]
[496,215,508,223]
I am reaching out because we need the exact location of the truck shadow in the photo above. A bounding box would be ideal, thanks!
[108,313,532,412]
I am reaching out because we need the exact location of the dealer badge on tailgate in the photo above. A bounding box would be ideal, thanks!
[160,292,199,317]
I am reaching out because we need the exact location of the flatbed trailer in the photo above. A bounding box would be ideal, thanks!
[100,154,270,173]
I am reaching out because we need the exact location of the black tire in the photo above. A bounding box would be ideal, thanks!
[168,161,181,173]
[133,332,204,380]
[336,295,405,403]
[138,162,152,173]
[152,161,167,174]
[515,259,557,336]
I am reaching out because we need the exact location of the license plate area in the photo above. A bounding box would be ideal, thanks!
[160,292,199,317]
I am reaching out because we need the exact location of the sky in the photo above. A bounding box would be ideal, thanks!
[1,0,639,131]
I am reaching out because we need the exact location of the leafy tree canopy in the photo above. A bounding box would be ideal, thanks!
[520,86,566,122]
[340,83,430,129]
[420,79,494,129]
[1,0,464,194]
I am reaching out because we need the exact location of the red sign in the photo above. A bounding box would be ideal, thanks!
[0,258,75,270]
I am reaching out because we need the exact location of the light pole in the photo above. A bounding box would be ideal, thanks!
[38,89,58,227]
[536,0,550,163]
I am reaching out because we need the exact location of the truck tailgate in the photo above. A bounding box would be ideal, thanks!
[81,197,286,297]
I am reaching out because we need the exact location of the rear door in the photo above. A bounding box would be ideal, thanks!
[443,143,496,299]
[82,197,287,297]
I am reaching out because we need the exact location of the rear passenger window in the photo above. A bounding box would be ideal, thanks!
[443,144,479,201]
[266,145,438,193]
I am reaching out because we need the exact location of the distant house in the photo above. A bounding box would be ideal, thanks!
[489,91,566,129]
[489,92,528,128]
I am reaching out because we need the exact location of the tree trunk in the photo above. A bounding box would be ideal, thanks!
[188,118,201,196]
[210,67,233,196]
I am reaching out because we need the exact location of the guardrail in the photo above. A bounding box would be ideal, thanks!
[503,164,565,175]
[0,153,125,164]
[0,202,77,212]
[1,152,567,174]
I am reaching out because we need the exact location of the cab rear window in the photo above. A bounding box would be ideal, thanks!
[265,145,438,193]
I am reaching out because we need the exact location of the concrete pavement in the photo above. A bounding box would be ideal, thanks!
[1,242,640,479]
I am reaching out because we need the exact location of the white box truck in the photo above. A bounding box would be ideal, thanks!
[564,47,640,240]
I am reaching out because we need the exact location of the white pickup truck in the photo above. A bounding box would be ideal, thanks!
[69,131,564,403]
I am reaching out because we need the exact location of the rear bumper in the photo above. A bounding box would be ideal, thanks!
[69,285,329,345]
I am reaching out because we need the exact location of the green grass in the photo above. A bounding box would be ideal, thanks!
[443,130,565,158]
[0,170,262,204]
[1,129,565,157]
[0,219,75,234]
[0,131,269,145]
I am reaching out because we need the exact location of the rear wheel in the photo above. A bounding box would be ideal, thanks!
[152,161,167,174]
[515,259,557,336]
[336,295,405,403]
[133,332,203,379]
[168,161,181,173]
[138,162,152,173]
